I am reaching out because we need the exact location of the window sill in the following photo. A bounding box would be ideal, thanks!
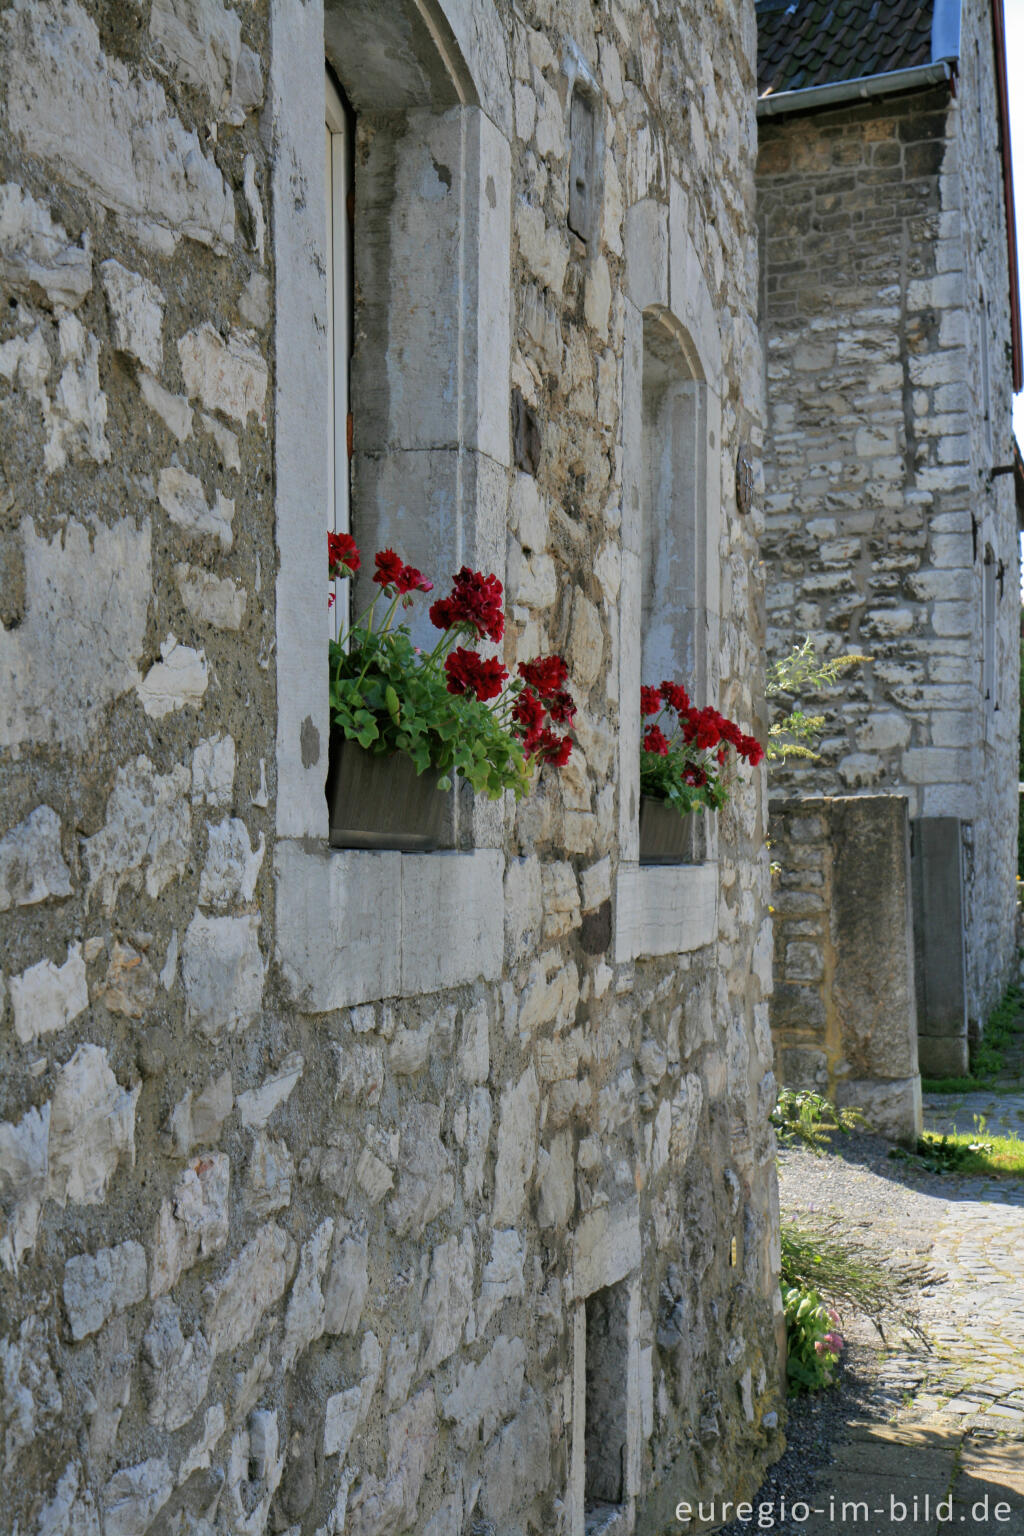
[613,860,718,961]
[274,840,503,1010]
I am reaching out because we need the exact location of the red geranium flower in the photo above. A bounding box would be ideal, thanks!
[643,724,670,756]
[530,727,573,767]
[743,738,765,766]
[660,680,690,715]
[641,685,663,717]
[519,655,568,697]
[511,689,546,747]
[395,564,433,595]
[444,647,508,702]
[545,689,577,726]
[683,762,708,787]
[328,531,360,576]
[430,567,504,642]
[373,548,405,588]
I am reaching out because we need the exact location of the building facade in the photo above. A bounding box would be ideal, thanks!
[757,0,1022,1074]
[0,4,782,1535]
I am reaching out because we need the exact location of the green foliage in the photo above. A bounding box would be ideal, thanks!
[639,742,730,816]
[765,636,870,764]
[889,1117,1024,1178]
[770,1087,867,1153]
[780,1220,923,1343]
[782,1284,841,1393]
[329,627,532,801]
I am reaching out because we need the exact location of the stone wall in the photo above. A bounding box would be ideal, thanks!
[771,796,922,1144]
[758,0,1020,1036]
[0,4,782,1536]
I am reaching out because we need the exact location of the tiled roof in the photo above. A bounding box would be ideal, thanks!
[757,0,933,98]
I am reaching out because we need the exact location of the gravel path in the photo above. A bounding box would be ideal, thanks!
[717,1105,1024,1535]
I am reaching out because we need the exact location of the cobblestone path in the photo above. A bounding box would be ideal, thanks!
[760,1093,1024,1536]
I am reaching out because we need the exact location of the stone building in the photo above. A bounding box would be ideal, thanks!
[0,4,782,1535]
[757,0,1022,1081]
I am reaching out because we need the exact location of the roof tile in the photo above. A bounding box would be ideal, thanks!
[757,0,933,97]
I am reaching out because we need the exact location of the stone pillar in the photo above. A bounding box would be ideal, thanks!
[771,795,923,1144]
[910,817,969,1076]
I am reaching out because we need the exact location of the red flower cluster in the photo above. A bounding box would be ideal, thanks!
[643,724,670,756]
[328,531,360,578]
[511,656,575,764]
[373,548,433,594]
[430,567,504,643]
[648,678,764,766]
[444,648,508,702]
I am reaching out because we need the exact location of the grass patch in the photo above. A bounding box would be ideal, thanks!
[889,1120,1024,1178]
[780,1218,924,1342]
[923,983,1024,1093]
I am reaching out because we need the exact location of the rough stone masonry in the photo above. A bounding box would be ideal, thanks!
[0,3,782,1535]
[758,0,1020,1049]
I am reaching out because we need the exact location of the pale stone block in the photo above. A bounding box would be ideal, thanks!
[182,913,264,1039]
[244,1132,293,1216]
[421,1229,475,1369]
[63,1240,146,1340]
[581,855,611,912]
[0,806,72,912]
[1,515,150,751]
[931,600,974,637]
[143,1297,214,1433]
[614,863,718,961]
[275,844,502,1011]
[2,1,234,252]
[282,1218,334,1369]
[0,1103,50,1271]
[175,564,247,631]
[150,0,243,109]
[137,634,208,718]
[139,372,192,440]
[151,1152,229,1297]
[536,1131,574,1228]
[441,1335,526,1451]
[458,1001,489,1085]
[505,855,543,965]
[204,1223,295,1357]
[157,467,234,549]
[0,183,91,309]
[10,943,87,1044]
[85,756,190,912]
[192,735,235,807]
[324,1222,368,1335]
[103,1458,174,1536]
[237,1052,303,1128]
[323,1387,361,1460]
[99,259,163,372]
[48,1044,139,1208]
[492,1066,539,1226]
[476,1228,525,1336]
[514,198,568,295]
[902,747,971,783]
[199,817,264,909]
[856,713,910,751]
[386,1104,454,1239]
[571,1197,641,1300]
[176,1403,225,1482]
[178,323,268,428]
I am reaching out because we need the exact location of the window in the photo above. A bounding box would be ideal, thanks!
[325,73,353,639]
[271,0,513,1009]
[614,196,723,959]
[584,1281,630,1522]
[640,309,710,864]
[567,87,597,243]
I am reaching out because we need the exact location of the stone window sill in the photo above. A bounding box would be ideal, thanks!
[613,861,718,961]
[274,841,503,1010]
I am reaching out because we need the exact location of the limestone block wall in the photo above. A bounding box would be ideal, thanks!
[771,796,922,1144]
[758,0,1020,1034]
[0,4,782,1536]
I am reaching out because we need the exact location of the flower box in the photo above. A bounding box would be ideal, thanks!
[326,729,449,851]
[639,795,701,865]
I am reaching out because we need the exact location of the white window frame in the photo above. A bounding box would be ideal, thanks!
[269,0,514,1010]
[615,189,724,962]
[325,72,351,640]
